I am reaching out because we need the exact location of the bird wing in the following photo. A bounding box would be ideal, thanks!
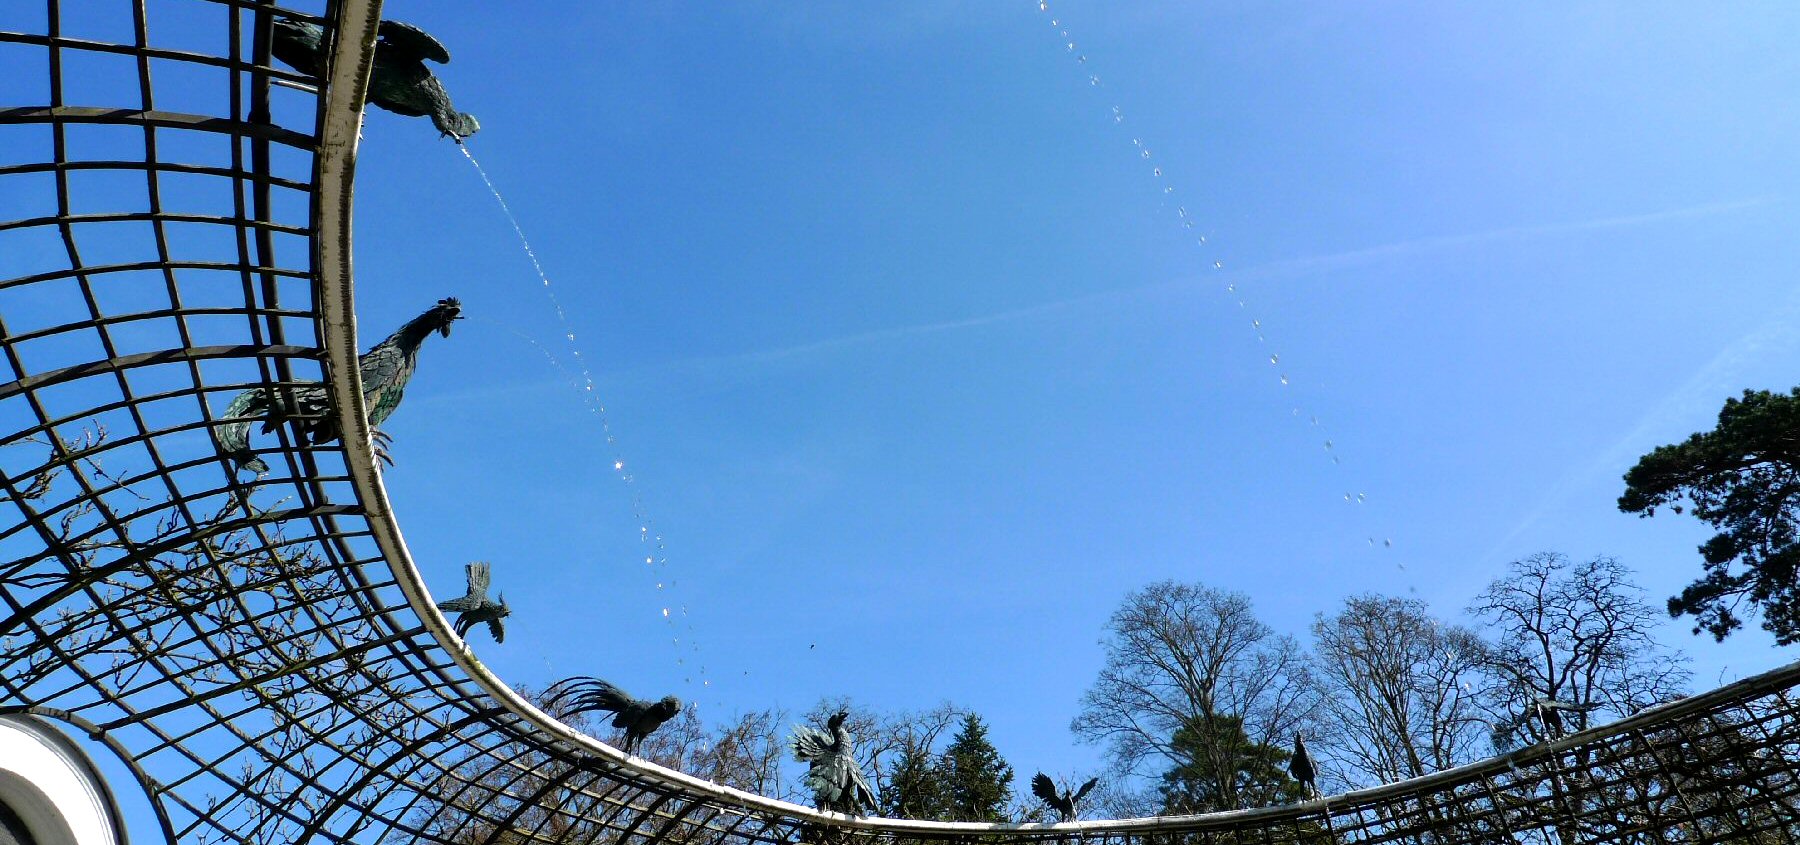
[790,725,832,763]
[435,596,481,612]
[486,616,505,644]
[1073,777,1099,803]
[377,19,451,63]
[847,763,876,814]
[465,562,490,596]
[1031,773,1059,805]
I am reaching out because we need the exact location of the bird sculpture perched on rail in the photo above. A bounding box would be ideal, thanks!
[1288,734,1317,799]
[435,561,509,643]
[791,711,876,815]
[214,297,460,473]
[546,677,682,754]
[271,16,480,140]
[1031,772,1098,822]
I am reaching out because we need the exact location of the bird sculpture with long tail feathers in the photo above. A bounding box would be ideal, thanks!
[546,678,682,754]
[435,562,509,643]
[791,711,877,815]
[214,297,460,473]
[271,17,479,139]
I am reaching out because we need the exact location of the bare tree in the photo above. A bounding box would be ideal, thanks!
[1468,552,1690,749]
[1071,581,1319,812]
[1311,594,1488,791]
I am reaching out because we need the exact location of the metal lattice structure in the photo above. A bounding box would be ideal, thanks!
[3,1,1800,843]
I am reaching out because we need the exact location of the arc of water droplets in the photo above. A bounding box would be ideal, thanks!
[459,145,709,689]
[1036,2,1393,555]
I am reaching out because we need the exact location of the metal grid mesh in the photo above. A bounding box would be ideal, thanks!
[3,2,1800,844]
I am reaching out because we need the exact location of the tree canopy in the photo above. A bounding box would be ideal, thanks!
[1619,387,1800,643]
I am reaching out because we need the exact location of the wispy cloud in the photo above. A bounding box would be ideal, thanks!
[1483,282,1800,560]
[1225,197,1779,285]
[631,197,1779,378]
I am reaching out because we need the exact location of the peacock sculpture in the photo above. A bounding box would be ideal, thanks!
[272,17,480,139]
[215,297,460,473]
[546,678,682,754]
[791,711,877,815]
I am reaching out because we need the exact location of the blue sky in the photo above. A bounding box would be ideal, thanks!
[11,0,1800,800]
[338,0,1800,784]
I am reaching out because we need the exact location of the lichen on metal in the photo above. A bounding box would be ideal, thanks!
[4,2,1800,844]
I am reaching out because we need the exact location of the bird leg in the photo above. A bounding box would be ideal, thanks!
[370,428,395,467]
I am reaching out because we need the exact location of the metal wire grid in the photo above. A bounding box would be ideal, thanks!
[2,2,1799,844]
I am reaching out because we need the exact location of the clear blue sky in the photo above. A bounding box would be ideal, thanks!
[15,0,1800,797]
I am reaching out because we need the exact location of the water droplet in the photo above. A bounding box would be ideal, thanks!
[1039,1,1047,11]
[1197,236,1207,245]
[1343,493,1352,502]
[1226,283,1236,292]
[614,460,624,470]
[1213,260,1224,269]
[1154,167,1163,177]
[1269,354,1279,365]
[645,556,654,564]
[1385,538,1393,547]
[661,608,670,617]
[1310,415,1318,425]
[1089,75,1100,86]
[1368,538,1376,546]
[1078,55,1087,63]
[1182,220,1193,229]
[1176,206,1186,218]
[1357,493,1366,502]
[1132,138,1141,146]
[1140,148,1151,158]
[1252,320,1260,330]
[1332,455,1341,464]
[1067,42,1077,51]
[1279,374,1289,385]
[1164,186,1175,194]
[1324,440,1334,450]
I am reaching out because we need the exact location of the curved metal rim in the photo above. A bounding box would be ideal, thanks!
[307,4,1800,838]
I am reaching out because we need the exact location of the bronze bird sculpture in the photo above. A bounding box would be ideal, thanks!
[215,297,460,473]
[272,17,479,139]
[435,562,509,644]
[547,677,682,754]
[1032,772,1098,822]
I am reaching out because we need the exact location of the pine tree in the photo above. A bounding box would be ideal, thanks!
[881,742,946,820]
[939,714,1015,822]
[1158,713,1299,813]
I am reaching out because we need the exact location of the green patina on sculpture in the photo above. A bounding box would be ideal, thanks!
[436,561,511,644]
[273,17,480,139]
[215,297,461,473]
[548,678,683,754]
[792,711,877,815]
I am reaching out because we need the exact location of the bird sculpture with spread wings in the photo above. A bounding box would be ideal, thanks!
[546,677,683,754]
[435,562,509,644]
[214,297,460,473]
[1031,772,1098,822]
[272,16,479,139]
[791,711,876,815]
